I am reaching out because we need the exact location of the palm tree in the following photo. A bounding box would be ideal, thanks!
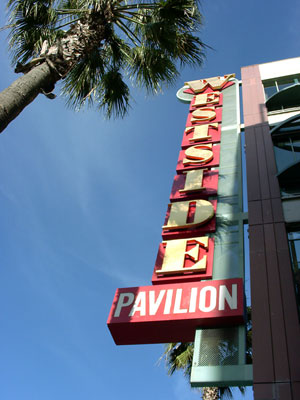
[162,342,244,400]
[0,0,205,133]
[161,309,252,399]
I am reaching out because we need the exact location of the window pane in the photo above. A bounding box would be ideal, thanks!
[264,85,277,100]
[289,232,300,240]
[291,239,300,262]
[278,82,294,91]
[263,74,300,100]
[273,139,295,170]
[292,137,300,161]
[277,76,297,91]
[281,187,300,197]
[288,233,300,317]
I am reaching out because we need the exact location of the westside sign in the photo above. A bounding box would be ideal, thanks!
[108,279,244,344]
[107,74,245,346]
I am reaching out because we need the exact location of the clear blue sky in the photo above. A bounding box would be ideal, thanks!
[0,1,299,399]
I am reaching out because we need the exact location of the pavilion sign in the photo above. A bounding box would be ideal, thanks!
[107,74,245,345]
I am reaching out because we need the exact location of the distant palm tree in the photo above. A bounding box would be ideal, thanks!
[0,0,205,132]
[162,342,243,399]
[162,308,252,400]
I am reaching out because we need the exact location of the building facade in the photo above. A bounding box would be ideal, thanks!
[242,58,300,400]
[108,58,300,399]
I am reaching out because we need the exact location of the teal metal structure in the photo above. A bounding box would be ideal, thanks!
[178,80,253,387]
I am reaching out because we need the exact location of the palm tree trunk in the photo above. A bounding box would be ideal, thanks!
[0,12,108,133]
[202,387,219,400]
[0,62,58,133]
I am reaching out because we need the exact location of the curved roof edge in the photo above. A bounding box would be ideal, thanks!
[266,83,300,112]
[270,112,300,136]
[277,160,300,186]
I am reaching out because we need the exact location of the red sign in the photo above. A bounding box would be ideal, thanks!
[189,92,223,108]
[186,107,222,127]
[107,74,243,346]
[176,144,220,173]
[170,170,219,201]
[181,123,221,148]
[183,76,235,95]
[190,94,223,109]
[107,279,244,344]
[152,237,214,285]
[162,199,217,240]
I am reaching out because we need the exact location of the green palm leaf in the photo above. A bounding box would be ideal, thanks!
[129,45,179,93]
[1,0,206,131]
[97,66,130,118]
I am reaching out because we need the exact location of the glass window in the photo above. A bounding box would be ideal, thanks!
[264,84,277,100]
[288,231,300,317]
[273,133,300,171]
[272,115,300,197]
[263,74,300,101]
[274,140,293,171]
[293,137,300,161]
[280,187,300,198]
[277,76,298,91]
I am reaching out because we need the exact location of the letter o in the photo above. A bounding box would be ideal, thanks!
[199,286,217,312]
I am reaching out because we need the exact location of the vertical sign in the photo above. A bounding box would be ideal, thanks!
[107,74,245,345]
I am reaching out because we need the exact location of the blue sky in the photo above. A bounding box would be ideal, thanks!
[0,1,299,399]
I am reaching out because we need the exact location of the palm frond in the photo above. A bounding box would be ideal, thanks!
[7,0,59,63]
[105,34,131,68]
[246,306,252,364]
[0,23,17,32]
[219,386,245,400]
[4,0,208,122]
[173,33,206,66]
[129,45,179,93]
[162,342,247,399]
[154,0,202,30]
[62,48,105,108]
[162,342,194,376]
[97,66,130,118]
[114,19,141,46]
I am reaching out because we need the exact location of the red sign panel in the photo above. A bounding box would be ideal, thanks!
[176,145,220,173]
[107,75,244,347]
[107,279,244,344]
[183,80,234,95]
[189,93,223,109]
[181,123,221,148]
[152,237,214,285]
[186,107,222,127]
[170,170,219,201]
[162,199,217,240]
